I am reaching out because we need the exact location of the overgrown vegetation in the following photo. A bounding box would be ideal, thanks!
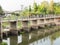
[1,42,7,45]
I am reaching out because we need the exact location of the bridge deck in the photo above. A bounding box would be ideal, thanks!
[0,15,60,22]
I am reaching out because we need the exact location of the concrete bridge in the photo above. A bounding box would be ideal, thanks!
[0,14,60,39]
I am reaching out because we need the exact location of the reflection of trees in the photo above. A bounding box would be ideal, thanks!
[10,36,17,45]
[18,34,29,45]
[29,31,38,43]
[50,31,60,45]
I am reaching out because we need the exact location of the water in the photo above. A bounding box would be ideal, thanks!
[0,30,60,45]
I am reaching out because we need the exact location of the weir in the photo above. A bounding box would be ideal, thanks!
[0,15,60,39]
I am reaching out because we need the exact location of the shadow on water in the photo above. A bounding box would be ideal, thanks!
[1,29,60,45]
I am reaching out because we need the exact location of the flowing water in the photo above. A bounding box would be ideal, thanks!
[0,29,60,45]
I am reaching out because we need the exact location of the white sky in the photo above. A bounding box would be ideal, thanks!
[0,0,60,11]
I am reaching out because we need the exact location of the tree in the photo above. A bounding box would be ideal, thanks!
[48,0,55,14]
[0,6,4,16]
[54,2,60,14]
[33,2,38,15]
[29,5,32,15]
[21,7,29,16]
[40,1,49,15]
[29,5,31,12]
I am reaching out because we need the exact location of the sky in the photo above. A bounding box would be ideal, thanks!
[0,0,60,11]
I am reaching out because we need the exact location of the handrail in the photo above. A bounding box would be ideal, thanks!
[0,14,60,22]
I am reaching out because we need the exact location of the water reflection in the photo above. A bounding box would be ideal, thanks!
[2,36,17,45]
[53,37,60,45]
[29,37,51,45]
[2,38,10,45]
[2,30,60,45]
[18,35,22,44]
[29,34,32,40]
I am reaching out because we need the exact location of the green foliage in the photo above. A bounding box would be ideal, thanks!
[1,42,7,45]
[29,5,32,12]
[0,6,4,15]
[54,3,60,14]
[33,2,38,12]
[29,5,32,15]
[40,1,49,15]
[21,7,29,16]
[18,1,60,16]
[0,1,60,17]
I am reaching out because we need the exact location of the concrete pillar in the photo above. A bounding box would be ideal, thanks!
[44,19,50,26]
[10,21,18,35]
[21,21,30,32]
[44,18,52,27]
[30,20,38,30]
[2,22,10,37]
[0,17,3,39]
[38,19,45,28]
[54,18,60,26]
[0,22,3,39]
[49,18,55,26]
[10,21,17,30]
[37,20,40,26]
[44,19,49,24]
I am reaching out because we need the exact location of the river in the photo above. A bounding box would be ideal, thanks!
[0,29,60,45]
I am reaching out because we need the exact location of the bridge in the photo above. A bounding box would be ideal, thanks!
[0,14,60,39]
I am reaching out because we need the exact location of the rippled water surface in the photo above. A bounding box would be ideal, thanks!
[0,30,60,45]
